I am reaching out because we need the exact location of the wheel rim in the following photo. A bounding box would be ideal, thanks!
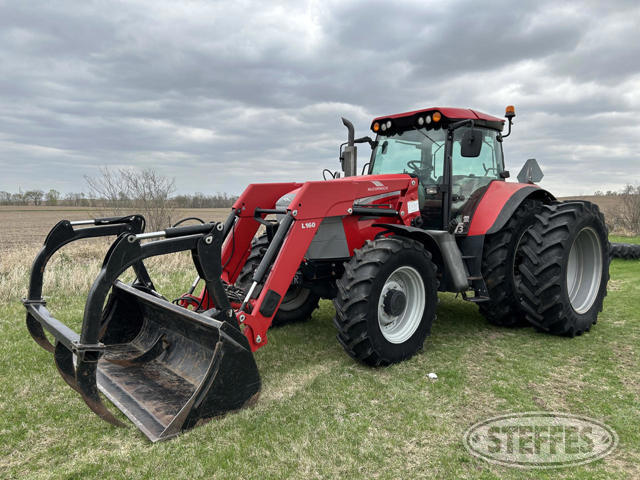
[377,266,425,344]
[566,227,603,314]
[512,229,528,291]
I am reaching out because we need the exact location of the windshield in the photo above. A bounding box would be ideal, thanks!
[369,128,446,186]
[369,126,504,184]
[369,126,505,223]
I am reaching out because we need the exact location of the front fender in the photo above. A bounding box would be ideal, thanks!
[372,224,469,293]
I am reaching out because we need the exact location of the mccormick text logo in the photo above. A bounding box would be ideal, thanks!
[463,412,617,469]
[367,180,388,192]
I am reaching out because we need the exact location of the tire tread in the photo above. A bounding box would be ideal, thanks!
[333,236,437,366]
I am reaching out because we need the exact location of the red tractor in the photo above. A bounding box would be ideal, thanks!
[24,106,610,441]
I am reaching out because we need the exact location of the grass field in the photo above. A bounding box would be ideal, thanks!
[1,208,639,479]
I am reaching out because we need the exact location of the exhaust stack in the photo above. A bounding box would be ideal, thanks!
[341,117,357,177]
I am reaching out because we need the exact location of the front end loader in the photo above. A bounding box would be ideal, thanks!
[24,105,611,441]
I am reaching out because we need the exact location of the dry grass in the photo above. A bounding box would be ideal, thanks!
[559,195,635,236]
[0,206,229,252]
[0,241,201,303]
[0,207,230,302]
[1,242,103,301]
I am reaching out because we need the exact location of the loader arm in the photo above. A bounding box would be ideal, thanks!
[221,182,304,283]
[228,175,421,351]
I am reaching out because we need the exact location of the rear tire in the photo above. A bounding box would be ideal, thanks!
[479,199,542,327]
[235,234,319,327]
[518,201,610,336]
[333,237,438,366]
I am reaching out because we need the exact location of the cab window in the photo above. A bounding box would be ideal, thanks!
[450,127,504,215]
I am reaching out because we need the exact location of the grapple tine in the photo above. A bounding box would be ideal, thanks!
[24,215,147,354]
[76,360,126,428]
[26,314,55,352]
[53,342,80,393]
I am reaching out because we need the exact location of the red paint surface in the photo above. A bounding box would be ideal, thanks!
[467,181,539,236]
[372,107,504,124]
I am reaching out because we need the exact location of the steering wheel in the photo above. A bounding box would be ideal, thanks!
[406,160,422,174]
[407,160,434,177]
[406,160,438,185]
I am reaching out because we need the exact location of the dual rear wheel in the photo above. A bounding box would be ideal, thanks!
[517,201,609,336]
[480,200,609,336]
[480,199,542,327]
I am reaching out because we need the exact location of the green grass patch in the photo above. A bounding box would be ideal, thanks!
[1,255,639,479]
[610,235,640,245]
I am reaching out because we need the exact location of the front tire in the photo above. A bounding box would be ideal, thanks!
[235,234,319,327]
[518,201,610,336]
[333,237,438,366]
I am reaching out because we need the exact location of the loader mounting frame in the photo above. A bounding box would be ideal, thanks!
[217,175,421,351]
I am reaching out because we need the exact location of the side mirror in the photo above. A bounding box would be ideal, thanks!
[499,170,510,179]
[354,136,376,149]
[460,128,483,157]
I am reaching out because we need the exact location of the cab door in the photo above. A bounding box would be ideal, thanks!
[448,127,505,232]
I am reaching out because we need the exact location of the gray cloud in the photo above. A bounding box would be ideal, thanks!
[0,0,638,196]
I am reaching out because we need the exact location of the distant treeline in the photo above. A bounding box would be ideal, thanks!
[173,193,238,208]
[0,190,237,208]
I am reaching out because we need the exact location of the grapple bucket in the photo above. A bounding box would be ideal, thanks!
[95,282,260,441]
[23,214,261,441]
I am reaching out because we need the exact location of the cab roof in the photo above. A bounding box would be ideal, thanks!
[371,107,505,134]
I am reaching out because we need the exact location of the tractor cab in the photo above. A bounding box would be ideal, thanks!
[367,107,510,230]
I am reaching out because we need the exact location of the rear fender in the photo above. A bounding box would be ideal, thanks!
[467,181,555,236]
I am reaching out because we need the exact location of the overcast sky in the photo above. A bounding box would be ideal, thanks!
[1,0,639,196]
